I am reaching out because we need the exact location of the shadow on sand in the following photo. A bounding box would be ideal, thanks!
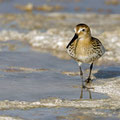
[94,67,120,79]
[79,66,120,99]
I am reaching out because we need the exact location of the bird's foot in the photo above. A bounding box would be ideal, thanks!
[82,84,86,89]
[84,78,92,83]
[83,85,94,89]
[81,84,94,90]
[84,78,94,89]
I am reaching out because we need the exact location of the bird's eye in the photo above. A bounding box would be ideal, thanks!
[82,29,85,32]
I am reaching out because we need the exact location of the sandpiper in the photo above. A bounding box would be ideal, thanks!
[66,23,105,87]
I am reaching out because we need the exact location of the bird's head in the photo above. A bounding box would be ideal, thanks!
[74,23,91,39]
[66,23,91,48]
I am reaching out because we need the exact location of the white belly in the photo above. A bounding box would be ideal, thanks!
[77,53,100,63]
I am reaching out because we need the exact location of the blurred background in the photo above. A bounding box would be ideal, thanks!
[0,0,120,62]
[0,0,120,14]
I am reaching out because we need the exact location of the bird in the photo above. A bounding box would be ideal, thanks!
[66,23,105,87]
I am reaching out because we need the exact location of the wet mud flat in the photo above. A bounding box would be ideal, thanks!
[0,13,119,119]
[0,41,119,120]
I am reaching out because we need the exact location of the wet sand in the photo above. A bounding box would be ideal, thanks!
[0,40,119,119]
[0,1,119,119]
[0,41,109,101]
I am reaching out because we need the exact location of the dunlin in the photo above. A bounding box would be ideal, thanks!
[66,23,105,87]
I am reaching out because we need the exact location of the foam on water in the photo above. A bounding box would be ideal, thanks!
[0,77,119,111]
[0,13,120,65]
[0,98,112,110]
[0,27,120,65]
[99,29,120,64]
[0,116,23,120]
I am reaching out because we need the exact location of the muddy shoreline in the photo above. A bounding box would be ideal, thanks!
[0,11,119,119]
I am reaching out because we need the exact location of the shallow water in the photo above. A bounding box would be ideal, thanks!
[0,1,120,119]
[0,40,119,119]
[0,42,109,101]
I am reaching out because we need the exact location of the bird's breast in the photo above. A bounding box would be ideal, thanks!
[76,53,98,63]
[66,38,104,63]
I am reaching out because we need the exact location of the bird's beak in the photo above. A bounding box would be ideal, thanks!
[66,34,78,48]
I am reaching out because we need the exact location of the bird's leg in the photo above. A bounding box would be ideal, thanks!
[79,66,84,87]
[79,66,85,99]
[79,65,93,99]
[80,84,83,99]
[88,89,92,99]
[85,63,93,83]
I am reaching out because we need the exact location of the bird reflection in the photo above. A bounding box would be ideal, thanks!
[80,83,93,99]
